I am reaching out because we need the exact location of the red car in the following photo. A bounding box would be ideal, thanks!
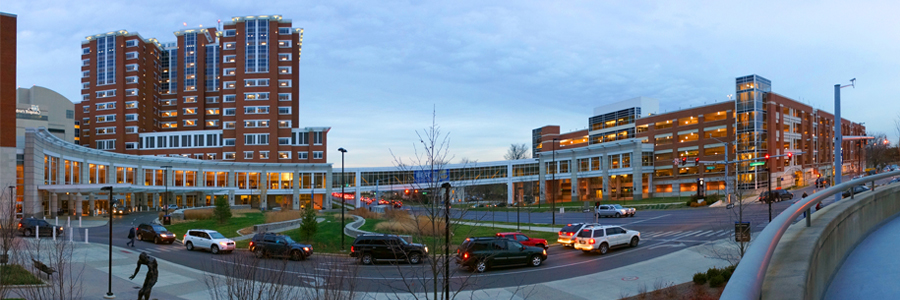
[495,232,548,249]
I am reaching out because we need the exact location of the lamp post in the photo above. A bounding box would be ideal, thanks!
[338,148,347,251]
[441,182,451,300]
[834,78,855,202]
[7,186,13,221]
[100,186,115,299]
[551,138,558,225]
[161,166,172,225]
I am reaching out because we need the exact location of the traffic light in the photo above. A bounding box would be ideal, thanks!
[694,157,700,165]
[787,152,793,159]
[404,189,410,195]
[764,154,770,160]
[681,157,687,166]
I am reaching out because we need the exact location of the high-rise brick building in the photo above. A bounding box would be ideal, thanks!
[76,15,329,163]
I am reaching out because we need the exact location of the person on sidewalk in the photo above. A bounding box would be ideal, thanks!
[798,192,809,218]
[129,252,158,300]
[127,226,136,247]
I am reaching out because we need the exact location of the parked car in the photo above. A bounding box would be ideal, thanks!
[249,232,313,261]
[889,177,900,185]
[455,236,547,272]
[558,223,600,248]
[597,205,631,218]
[183,229,235,254]
[610,204,636,217]
[758,190,793,203]
[350,234,428,265]
[112,206,131,215]
[136,223,176,244]
[815,177,829,188]
[166,204,179,211]
[17,218,63,237]
[842,185,870,198]
[573,225,641,255]
[495,232,548,249]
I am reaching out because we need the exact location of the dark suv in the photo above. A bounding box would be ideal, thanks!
[17,218,63,237]
[758,190,793,203]
[136,223,176,244]
[249,233,313,261]
[350,234,428,265]
[456,237,547,272]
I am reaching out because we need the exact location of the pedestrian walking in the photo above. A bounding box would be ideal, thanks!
[127,226,136,247]
[801,192,809,218]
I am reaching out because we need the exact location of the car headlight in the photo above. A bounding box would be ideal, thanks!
[303,247,310,252]
[424,246,428,253]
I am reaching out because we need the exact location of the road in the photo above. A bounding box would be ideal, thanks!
[72,175,891,294]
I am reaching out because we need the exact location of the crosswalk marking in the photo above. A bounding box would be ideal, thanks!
[641,229,733,240]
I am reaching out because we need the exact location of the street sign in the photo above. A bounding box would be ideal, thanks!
[726,203,734,209]
[750,162,765,167]
[706,166,716,170]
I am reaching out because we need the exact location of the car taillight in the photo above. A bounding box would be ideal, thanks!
[567,232,573,236]
[183,234,187,240]
[463,252,468,259]
[589,239,595,244]
[351,246,355,253]
[249,242,254,248]
[17,223,21,228]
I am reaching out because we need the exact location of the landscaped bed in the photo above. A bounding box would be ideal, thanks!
[2,263,44,285]
[164,208,266,239]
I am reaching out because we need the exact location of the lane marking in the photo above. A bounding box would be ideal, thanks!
[622,214,671,226]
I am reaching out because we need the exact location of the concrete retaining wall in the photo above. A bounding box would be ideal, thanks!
[253,218,303,233]
[762,183,900,300]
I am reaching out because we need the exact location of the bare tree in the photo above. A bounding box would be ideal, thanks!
[504,144,530,161]
[17,238,85,300]
[0,187,19,299]
[204,253,362,300]
[865,132,890,170]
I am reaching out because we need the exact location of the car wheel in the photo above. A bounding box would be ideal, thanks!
[210,245,219,254]
[615,213,621,218]
[630,237,640,247]
[137,233,143,241]
[185,241,194,251]
[408,252,422,264]
[599,243,609,255]
[154,236,161,244]
[25,229,33,237]
[530,255,543,267]
[361,253,374,265]
[254,248,265,259]
[474,260,488,273]
[291,250,303,261]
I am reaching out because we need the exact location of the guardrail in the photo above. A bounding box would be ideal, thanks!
[721,170,900,300]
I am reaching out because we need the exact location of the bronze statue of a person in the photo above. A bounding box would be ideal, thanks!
[128,252,158,300]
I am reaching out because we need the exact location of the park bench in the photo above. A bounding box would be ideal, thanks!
[32,259,55,278]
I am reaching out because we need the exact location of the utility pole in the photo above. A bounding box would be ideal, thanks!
[551,138,558,225]
[766,154,772,222]
[834,78,855,202]
[441,182,451,300]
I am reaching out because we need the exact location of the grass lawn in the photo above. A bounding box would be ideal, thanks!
[164,212,266,239]
[1,264,43,285]
[234,215,347,254]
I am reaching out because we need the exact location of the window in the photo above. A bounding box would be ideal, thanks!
[245,92,269,100]
[313,132,323,145]
[206,120,219,127]
[206,108,220,115]
[95,127,115,135]
[183,108,197,115]
[223,29,236,37]
[278,120,291,128]
[125,88,138,96]
[125,142,138,149]
[224,81,236,89]
[278,137,290,145]
[125,64,138,72]
[313,151,323,159]
[160,99,176,106]
[278,66,291,74]
[184,96,197,103]
[244,151,253,159]
[224,121,235,129]
[184,119,197,127]
[96,114,116,123]
[206,153,216,160]
[224,152,236,160]
[82,94,89,101]
[125,76,138,84]
[223,55,236,63]
[223,108,236,116]
[277,107,291,115]
[297,132,309,145]
[278,151,290,159]
[224,138,235,146]
[223,68,235,76]
[655,119,675,130]
[278,40,291,48]
[125,101,138,109]
[244,120,269,128]
[706,111,727,122]
[81,47,90,55]
[96,140,115,150]
[244,106,269,114]
[278,80,291,87]
[259,151,269,159]
[96,89,116,98]
[161,110,177,117]
[82,70,90,78]
[278,93,291,101]
[224,95,236,102]
[125,114,137,121]
[279,27,291,35]
[205,96,218,104]
[82,82,90,90]
[125,52,138,59]
[82,106,89,113]
[678,116,699,126]
[244,133,269,145]
[95,102,115,110]
[82,59,90,66]
[297,152,308,159]
[278,53,291,61]
[161,122,177,129]
[125,40,138,47]
[224,42,236,50]
[244,79,269,87]
[125,126,138,134]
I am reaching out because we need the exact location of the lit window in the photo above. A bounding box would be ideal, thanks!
[224,152,235,160]
[259,151,269,159]
[278,40,291,48]
[184,119,197,127]
[278,151,290,159]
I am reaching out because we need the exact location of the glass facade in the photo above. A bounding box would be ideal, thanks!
[96,35,116,86]
[735,75,771,189]
[245,19,269,73]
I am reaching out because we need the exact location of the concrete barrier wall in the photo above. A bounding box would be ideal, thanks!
[762,183,900,300]
[253,218,303,233]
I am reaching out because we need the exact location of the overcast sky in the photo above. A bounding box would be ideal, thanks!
[6,0,900,167]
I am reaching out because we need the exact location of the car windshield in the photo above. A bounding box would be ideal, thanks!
[152,225,167,232]
[396,237,409,245]
[612,204,623,209]
[209,232,226,239]
[36,220,50,226]
[283,236,296,244]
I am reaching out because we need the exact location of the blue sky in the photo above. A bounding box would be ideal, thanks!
[6,0,900,167]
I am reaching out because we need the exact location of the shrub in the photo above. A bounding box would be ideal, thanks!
[689,201,707,207]
[300,207,318,242]
[708,274,726,287]
[693,272,708,285]
[183,208,214,220]
[723,265,737,281]
[158,212,164,221]
[349,207,380,219]
[706,267,722,279]
[213,196,232,224]
[384,209,409,221]
[265,210,302,223]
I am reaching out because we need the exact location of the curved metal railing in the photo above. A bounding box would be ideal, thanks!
[720,170,900,300]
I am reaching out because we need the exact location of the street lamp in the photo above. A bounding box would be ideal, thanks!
[338,148,347,251]
[834,78,855,202]
[441,182,451,300]
[7,186,14,221]
[551,138,558,226]
[100,186,114,299]
[161,166,172,225]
